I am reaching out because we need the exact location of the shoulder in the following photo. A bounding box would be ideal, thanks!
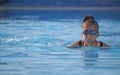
[98,41,110,48]
[67,40,81,48]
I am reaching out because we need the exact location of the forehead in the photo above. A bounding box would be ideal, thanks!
[82,22,97,30]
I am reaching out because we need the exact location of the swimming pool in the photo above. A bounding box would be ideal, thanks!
[0,10,120,75]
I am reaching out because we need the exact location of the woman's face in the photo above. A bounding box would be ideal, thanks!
[81,22,99,42]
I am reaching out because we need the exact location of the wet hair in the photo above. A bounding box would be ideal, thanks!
[82,16,99,31]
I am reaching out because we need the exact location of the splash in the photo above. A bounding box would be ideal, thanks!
[0,37,28,43]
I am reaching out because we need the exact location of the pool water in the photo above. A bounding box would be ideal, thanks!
[0,16,120,75]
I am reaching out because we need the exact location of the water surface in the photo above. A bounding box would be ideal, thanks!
[0,16,120,75]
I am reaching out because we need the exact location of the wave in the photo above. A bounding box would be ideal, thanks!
[0,37,28,43]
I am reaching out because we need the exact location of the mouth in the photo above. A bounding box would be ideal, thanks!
[87,38,93,42]
[87,38,91,40]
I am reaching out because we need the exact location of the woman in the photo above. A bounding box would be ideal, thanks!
[68,16,110,48]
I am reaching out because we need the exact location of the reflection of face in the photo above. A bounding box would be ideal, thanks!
[82,22,99,42]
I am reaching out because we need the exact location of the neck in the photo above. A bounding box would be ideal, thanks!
[83,40,97,46]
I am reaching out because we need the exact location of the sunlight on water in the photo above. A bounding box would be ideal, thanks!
[0,16,120,75]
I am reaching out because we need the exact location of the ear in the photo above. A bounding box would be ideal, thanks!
[80,34,83,37]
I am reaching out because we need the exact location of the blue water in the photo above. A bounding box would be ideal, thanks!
[9,0,120,7]
[0,15,120,75]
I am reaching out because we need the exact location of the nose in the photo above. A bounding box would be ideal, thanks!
[86,34,92,38]
[87,34,91,37]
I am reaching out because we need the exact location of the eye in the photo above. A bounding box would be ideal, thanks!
[90,30,97,35]
[83,30,89,35]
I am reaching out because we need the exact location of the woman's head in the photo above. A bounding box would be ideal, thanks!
[81,16,99,42]
[82,16,99,31]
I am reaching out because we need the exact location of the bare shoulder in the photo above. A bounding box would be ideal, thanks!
[102,42,110,47]
[101,41,110,48]
[67,40,80,48]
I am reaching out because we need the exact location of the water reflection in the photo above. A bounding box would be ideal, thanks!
[81,47,99,66]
